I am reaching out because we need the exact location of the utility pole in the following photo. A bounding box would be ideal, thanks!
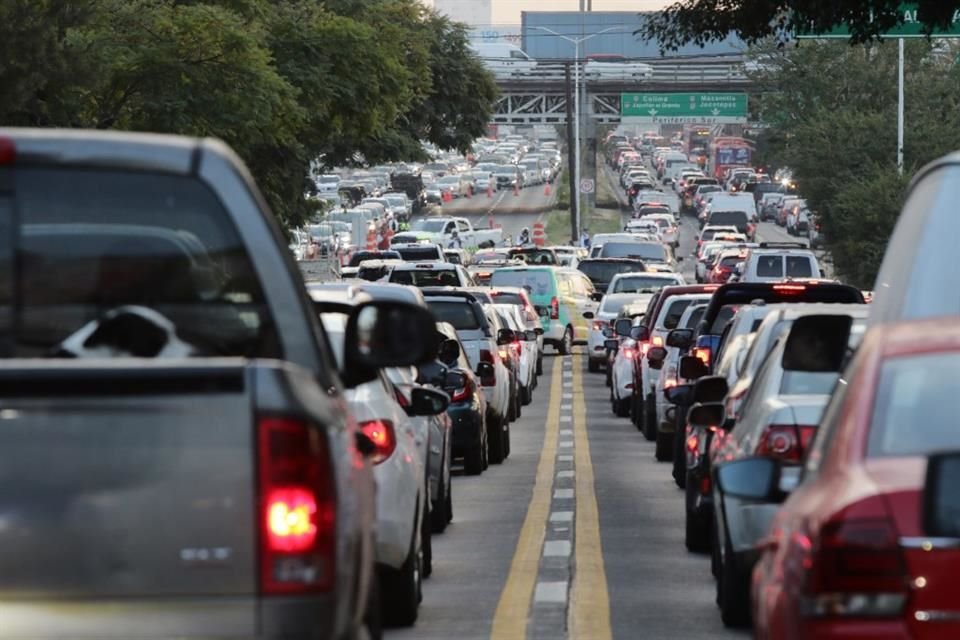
[564,62,578,245]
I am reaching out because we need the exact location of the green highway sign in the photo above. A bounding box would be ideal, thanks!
[796,5,960,38]
[620,92,748,124]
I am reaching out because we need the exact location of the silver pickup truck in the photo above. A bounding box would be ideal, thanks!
[0,128,439,639]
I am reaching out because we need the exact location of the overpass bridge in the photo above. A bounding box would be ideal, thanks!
[492,57,755,124]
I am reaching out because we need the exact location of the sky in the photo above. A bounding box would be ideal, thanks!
[491,0,672,25]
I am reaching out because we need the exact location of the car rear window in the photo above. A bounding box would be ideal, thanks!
[490,270,554,297]
[756,255,783,278]
[786,256,814,277]
[709,211,749,231]
[427,301,483,331]
[390,269,460,287]
[659,299,694,330]
[611,275,678,293]
[684,306,706,329]
[720,256,743,268]
[867,352,960,457]
[397,246,442,261]
[780,371,839,395]
[600,297,635,315]
[599,242,667,261]
[578,261,646,285]
[1,168,278,359]
[349,250,399,267]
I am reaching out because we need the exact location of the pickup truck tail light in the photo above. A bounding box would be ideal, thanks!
[800,515,908,618]
[756,424,816,462]
[693,346,711,367]
[358,419,397,465]
[258,416,336,594]
[479,349,497,386]
[451,375,476,403]
[550,296,560,319]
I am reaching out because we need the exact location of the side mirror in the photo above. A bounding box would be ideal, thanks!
[604,338,620,351]
[679,355,709,380]
[629,325,650,341]
[534,327,545,336]
[438,338,461,365]
[538,306,551,318]
[647,346,668,368]
[476,361,495,381]
[734,262,745,276]
[693,375,729,403]
[590,292,604,302]
[408,386,450,416]
[344,301,439,388]
[443,371,468,392]
[614,318,634,337]
[782,314,853,372]
[924,452,960,537]
[524,329,537,342]
[497,328,516,345]
[583,311,596,320]
[666,328,695,349]
[664,383,693,405]
[687,402,724,429]
[714,457,782,501]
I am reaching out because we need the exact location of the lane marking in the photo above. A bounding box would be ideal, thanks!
[559,440,573,447]
[553,489,574,499]
[489,360,563,639]
[550,511,573,522]
[560,429,573,436]
[559,416,572,422]
[558,454,573,462]
[534,581,568,604]
[569,354,613,640]
[544,540,572,557]
[556,470,575,479]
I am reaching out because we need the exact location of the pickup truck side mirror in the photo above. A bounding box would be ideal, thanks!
[443,371,468,393]
[647,346,668,369]
[923,451,960,537]
[408,386,450,417]
[583,311,596,320]
[629,325,650,342]
[663,383,693,405]
[666,328,695,349]
[590,292,604,302]
[693,375,729,403]
[497,328,516,345]
[476,361,495,383]
[343,300,438,388]
[524,329,538,342]
[687,401,724,429]
[614,318,634,337]
[714,457,783,501]
[438,338,461,365]
[679,355,709,381]
[604,338,620,351]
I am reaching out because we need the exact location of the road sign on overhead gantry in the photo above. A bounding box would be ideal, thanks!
[620,92,748,124]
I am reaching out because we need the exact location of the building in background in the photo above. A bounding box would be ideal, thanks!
[521,12,746,59]
[434,0,492,28]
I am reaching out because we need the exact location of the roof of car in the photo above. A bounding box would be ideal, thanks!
[390,261,457,270]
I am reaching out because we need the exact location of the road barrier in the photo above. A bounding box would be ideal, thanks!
[532,222,546,246]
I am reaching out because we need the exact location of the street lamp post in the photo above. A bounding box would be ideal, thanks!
[530,25,625,239]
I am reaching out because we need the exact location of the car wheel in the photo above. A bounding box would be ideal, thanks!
[642,393,657,441]
[558,327,573,355]
[464,444,484,476]
[588,358,600,373]
[487,415,506,464]
[521,384,532,406]
[615,397,630,418]
[672,423,687,489]
[719,538,751,628]
[431,472,449,533]
[655,429,673,462]
[503,422,511,458]
[381,526,421,626]
[536,356,543,376]
[421,506,433,579]
[685,481,710,553]
[445,480,453,525]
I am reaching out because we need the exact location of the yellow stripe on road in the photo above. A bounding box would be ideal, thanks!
[569,354,613,640]
[489,359,563,640]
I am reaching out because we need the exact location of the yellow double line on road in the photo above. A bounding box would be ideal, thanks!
[489,355,612,640]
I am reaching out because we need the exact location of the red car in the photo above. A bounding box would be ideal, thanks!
[707,249,747,284]
[718,319,960,639]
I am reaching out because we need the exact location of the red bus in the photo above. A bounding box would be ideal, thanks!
[709,137,754,180]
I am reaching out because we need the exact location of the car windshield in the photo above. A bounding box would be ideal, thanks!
[611,275,678,292]
[490,269,553,297]
[397,246,442,261]
[709,211,749,230]
[389,269,460,287]
[411,220,448,233]
[318,312,347,368]
[427,301,483,330]
[600,297,635,315]
[509,249,557,265]
[0,168,278,359]
[578,261,645,285]
[348,251,399,267]
[867,352,960,457]
[599,242,667,261]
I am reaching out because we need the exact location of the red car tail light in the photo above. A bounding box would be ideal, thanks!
[621,347,635,359]
[756,424,816,462]
[479,349,497,386]
[801,517,908,618]
[592,320,606,331]
[451,375,476,403]
[693,346,711,367]
[550,296,560,319]
[258,417,336,594]
[357,419,397,465]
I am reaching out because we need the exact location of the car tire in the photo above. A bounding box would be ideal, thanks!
[487,415,506,464]
[504,422,511,458]
[536,356,543,376]
[614,397,630,418]
[431,475,449,533]
[521,384,532,406]
[421,507,433,579]
[464,444,484,476]
[718,538,751,628]
[642,394,657,441]
[672,424,687,489]
[655,429,673,462]
[588,358,600,373]
[445,481,453,524]
[363,570,383,640]
[685,481,710,553]
[381,526,421,627]
[558,327,573,355]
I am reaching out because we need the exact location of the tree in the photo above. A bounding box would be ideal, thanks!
[641,1,960,51]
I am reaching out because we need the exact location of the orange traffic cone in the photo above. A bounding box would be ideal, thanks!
[442,190,452,203]
[544,182,552,196]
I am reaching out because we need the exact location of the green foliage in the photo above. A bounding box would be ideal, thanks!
[748,40,960,287]
[0,0,497,228]
[641,1,960,51]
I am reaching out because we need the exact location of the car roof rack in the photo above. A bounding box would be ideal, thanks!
[758,242,809,250]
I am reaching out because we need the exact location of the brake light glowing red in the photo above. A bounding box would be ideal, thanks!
[693,347,711,366]
[479,349,497,386]
[358,419,397,465]
[451,375,475,403]
[686,434,699,453]
[550,296,560,319]
[774,284,807,293]
[622,347,635,359]
[652,336,663,347]
[756,424,816,462]
[258,417,336,594]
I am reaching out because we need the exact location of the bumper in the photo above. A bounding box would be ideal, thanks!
[450,405,483,454]
[587,330,608,360]
[542,320,565,343]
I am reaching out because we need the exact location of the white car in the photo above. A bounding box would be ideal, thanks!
[317,301,429,626]
[586,292,656,373]
[610,333,640,418]
[639,213,680,247]
[387,261,474,287]
[607,271,685,295]
[492,303,537,404]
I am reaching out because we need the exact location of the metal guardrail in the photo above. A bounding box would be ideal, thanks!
[493,60,748,86]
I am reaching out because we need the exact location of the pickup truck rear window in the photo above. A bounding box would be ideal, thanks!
[396,246,442,261]
[390,269,460,287]
[427,301,483,331]
[599,242,667,261]
[0,168,279,359]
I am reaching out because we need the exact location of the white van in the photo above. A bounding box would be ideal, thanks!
[470,42,537,77]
